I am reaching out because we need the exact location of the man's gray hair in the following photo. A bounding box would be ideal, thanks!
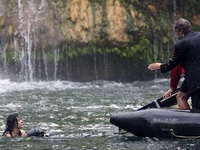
[174,18,193,35]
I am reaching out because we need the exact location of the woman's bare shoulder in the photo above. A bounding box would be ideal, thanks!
[3,132,11,137]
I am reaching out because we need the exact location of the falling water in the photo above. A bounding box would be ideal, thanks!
[53,49,59,81]
[93,49,98,80]
[2,45,8,77]
[103,53,109,80]
[172,0,177,43]
[173,0,177,20]
[14,0,51,81]
[0,0,184,82]
[42,48,49,80]
[15,0,33,81]
[65,47,71,81]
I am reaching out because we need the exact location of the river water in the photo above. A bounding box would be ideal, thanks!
[0,79,199,150]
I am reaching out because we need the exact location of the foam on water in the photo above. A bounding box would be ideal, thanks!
[0,78,186,150]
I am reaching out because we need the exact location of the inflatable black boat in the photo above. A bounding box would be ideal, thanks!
[110,108,200,138]
[109,89,200,138]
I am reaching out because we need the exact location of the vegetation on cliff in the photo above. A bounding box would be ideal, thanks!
[0,0,199,81]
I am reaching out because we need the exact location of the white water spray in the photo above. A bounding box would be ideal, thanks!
[14,0,51,81]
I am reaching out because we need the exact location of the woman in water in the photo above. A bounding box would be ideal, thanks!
[2,113,27,137]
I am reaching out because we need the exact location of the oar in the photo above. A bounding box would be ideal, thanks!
[106,89,179,135]
[138,88,179,110]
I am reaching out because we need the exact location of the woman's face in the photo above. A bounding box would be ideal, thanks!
[15,116,24,129]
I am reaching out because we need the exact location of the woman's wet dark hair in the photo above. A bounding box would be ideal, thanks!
[174,18,193,35]
[2,113,22,137]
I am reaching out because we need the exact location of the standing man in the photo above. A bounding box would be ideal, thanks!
[148,18,200,109]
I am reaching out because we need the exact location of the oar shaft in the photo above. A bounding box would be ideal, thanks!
[138,89,179,110]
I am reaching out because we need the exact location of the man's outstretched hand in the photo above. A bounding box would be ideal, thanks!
[148,63,161,71]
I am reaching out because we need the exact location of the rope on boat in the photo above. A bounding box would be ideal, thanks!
[170,129,200,139]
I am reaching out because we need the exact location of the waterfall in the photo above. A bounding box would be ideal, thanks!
[172,0,177,44]
[103,53,108,80]
[2,43,8,77]
[53,49,59,81]
[93,49,98,80]
[14,0,49,81]
[42,49,49,80]
[173,0,177,19]
[65,47,71,81]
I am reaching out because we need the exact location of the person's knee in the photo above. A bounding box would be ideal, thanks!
[176,92,189,101]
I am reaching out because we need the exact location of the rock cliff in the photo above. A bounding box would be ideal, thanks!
[0,0,199,81]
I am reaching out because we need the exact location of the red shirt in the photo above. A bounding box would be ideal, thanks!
[170,63,185,90]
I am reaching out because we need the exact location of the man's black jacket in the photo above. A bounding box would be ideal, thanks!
[161,31,200,92]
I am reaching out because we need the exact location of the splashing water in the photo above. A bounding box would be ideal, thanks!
[0,79,198,149]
